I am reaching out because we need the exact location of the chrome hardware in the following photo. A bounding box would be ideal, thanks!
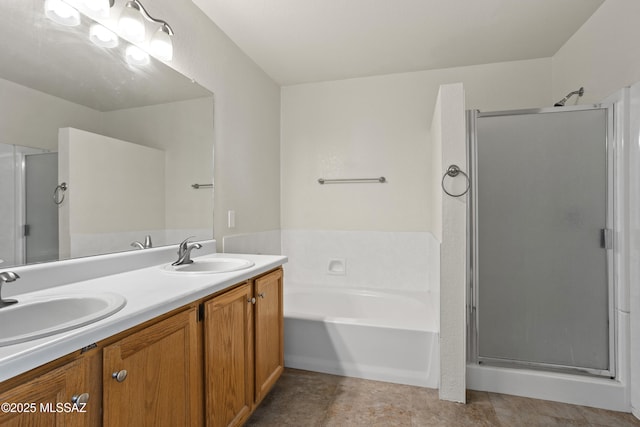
[80,343,98,353]
[191,183,213,189]
[441,164,470,197]
[71,393,90,405]
[131,235,153,250]
[0,271,19,308]
[112,370,128,382]
[318,176,386,184]
[554,87,585,107]
[248,297,256,304]
[53,182,67,205]
[122,0,174,35]
[601,228,613,249]
[257,293,265,299]
[172,237,202,266]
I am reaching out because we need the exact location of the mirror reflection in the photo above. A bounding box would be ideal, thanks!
[0,0,214,268]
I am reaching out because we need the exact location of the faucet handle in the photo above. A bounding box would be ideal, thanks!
[177,236,196,253]
[143,235,152,249]
[0,271,19,283]
[0,271,19,308]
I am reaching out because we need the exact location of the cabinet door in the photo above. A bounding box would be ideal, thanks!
[254,269,284,404]
[204,283,253,427]
[103,308,201,427]
[0,357,91,427]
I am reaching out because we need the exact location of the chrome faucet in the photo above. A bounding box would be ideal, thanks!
[0,271,19,308]
[131,235,153,250]
[172,237,202,266]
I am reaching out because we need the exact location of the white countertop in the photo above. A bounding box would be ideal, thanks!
[0,252,287,382]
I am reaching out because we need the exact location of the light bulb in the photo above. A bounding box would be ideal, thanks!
[150,26,173,61]
[119,2,145,42]
[89,24,118,48]
[44,0,81,27]
[82,0,110,18]
[125,45,150,66]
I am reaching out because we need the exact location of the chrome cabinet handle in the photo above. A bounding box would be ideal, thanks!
[112,370,128,382]
[248,297,256,304]
[71,393,90,405]
[257,293,265,299]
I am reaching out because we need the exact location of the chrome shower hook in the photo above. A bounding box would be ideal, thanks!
[441,165,470,197]
[53,182,68,205]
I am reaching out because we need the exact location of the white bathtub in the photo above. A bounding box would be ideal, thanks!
[284,286,439,388]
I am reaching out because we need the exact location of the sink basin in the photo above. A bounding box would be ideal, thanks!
[161,258,255,274]
[0,293,126,347]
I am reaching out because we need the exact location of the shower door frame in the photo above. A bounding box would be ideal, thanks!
[467,104,616,378]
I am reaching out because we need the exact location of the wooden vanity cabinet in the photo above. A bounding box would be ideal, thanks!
[204,268,284,427]
[0,356,93,427]
[253,269,284,405]
[0,267,283,427]
[102,307,202,427]
[204,282,254,427]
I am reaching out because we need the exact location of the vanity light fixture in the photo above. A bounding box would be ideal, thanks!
[45,0,174,64]
[118,0,174,60]
[82,0,112,18]
[125,44,150,66]
[118,1,145,42]
[149,25,173,61]
[89,24,119,48]
[44,0,81,27]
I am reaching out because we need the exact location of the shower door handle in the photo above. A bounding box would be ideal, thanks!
[600,228,612,250]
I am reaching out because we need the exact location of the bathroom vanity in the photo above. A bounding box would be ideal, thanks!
[0,250,286,427]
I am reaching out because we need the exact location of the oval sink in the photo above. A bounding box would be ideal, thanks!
[0,292,126,347]
[161,258,255,274]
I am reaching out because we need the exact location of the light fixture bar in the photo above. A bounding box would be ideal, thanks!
[127,0,174,35]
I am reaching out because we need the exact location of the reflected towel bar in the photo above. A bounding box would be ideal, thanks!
[318,177,386,184]
[191,183,213,189]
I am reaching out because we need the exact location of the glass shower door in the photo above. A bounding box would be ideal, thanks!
[25,152,59,264]
[471,106,612,375]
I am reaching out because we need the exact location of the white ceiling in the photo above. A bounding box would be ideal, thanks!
[193,0,604,86]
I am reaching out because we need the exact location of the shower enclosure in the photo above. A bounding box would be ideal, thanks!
[468,105,614,376]
[0,143,59,267]
[24,152,59,264]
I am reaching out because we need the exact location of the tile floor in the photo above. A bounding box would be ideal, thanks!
[246,369,640,427]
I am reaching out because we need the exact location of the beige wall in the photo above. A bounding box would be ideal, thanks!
[60,128,165,233]
[103,98,214,232]
[435,83,467,403]
[58,128,165,258]
[281,58,551,233]
[552,0,640,104]
[0,77,102,150]
[147,0,281,248]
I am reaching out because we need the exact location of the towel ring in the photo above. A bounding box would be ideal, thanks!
[54,182,67,205]
[441,165,469,197]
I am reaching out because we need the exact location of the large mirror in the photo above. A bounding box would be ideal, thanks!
[0,0,214,268]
